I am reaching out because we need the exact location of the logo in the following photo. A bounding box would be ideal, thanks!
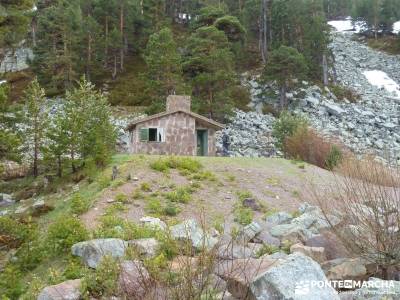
[294,280,396,296]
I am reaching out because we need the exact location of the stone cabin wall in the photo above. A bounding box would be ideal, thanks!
[129,112,217,156]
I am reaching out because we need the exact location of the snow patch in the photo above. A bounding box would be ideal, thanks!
[328,19,353,32]
[328,17,366,33]
[393,21,400,34]
[363,70,400,98]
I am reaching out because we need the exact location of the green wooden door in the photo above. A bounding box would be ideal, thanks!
[196,130,208,156]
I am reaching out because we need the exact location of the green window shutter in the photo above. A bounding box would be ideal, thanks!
[139,128,149,141]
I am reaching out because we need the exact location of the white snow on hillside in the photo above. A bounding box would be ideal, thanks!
[393,21,400,34]
[328,17,366,33]
[363,70,400,98]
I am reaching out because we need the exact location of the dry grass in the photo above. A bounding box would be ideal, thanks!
[313,158,400,279]
[284,127,344,170]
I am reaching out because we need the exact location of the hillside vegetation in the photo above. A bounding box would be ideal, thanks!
[0,154,328,298]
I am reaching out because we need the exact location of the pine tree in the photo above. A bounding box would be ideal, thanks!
[0,84,21,162]
[44,108,69,177]
[263,45,308,109]
[0,0,34,54]
[184,26,237,120]
[144,27,185,113]
[65,78,116,171]
[23,79,48,177]
[31,0,83,94]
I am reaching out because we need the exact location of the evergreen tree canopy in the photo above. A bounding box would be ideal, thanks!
[144,27,186,113]
[264,45,308,108]
[0,0,34,50]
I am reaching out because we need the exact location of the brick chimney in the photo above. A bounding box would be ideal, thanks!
[166,95,191,112]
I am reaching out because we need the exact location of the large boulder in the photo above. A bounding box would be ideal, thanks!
[0,160,29,180]
[250,253,339,300]
[37,279,81,300]
[270,205,339,243]
[236,221,262,244]
[252,230,281,247]
[290,243,326,264]
[217,243,259,260]
[305,232,348,260]
[170,219,218,251]
[324,102,345,117]
[71,238,127,268]
[139,216,167,231]
[218,253,339,300]
[118,260,152,298]
[0,193,14,207]
[128,238,159,258]
[216,257,278,299]
[322,258,367,281]
[265,212,293,226]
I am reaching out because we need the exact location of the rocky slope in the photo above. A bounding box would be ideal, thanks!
[233,31,400,162]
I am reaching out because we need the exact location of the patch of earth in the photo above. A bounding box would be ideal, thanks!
[81,156,333,231]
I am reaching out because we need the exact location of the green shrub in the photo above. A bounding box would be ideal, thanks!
[150,156,202,174]
[150,159,170,172]
[105,202,126,215]
[14,239,45,271]
[111,179,125,188]
[145,198,163,215]
[325,145,343,170]
[70,193,90,214]
[46,216,88,255]
[81,256,120,298]
[191,170,217,181]
[0,266,24,299]
[281,240,294,254]
[0,217,36,249]
[328,84,360,103]
[273,111,308,151]
[157,233,179,259]
[233,207,253,225]
[94,215,125,239]
[115,193,129,203]
[123,222,158,240]
[132,189,144,199]
[140,182,152,192]
[97,175,111,190]
[63,258,88,280]
[256,244,279,257]
[165,186,192,204]
[163,202,180,216]
[236,190,253,202]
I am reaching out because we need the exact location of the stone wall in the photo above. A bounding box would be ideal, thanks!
[129,112,216,156]
[129,112,218,156]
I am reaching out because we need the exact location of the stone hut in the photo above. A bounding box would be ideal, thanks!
[126,95,224,156]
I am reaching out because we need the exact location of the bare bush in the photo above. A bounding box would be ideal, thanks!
[284,127,345,170]
[313,158,400,279]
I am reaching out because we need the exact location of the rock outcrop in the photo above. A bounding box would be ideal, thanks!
[37,279,81,300]
[71,238,127,268]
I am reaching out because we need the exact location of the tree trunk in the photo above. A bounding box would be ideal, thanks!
[260,0,268,63]
[104,16,109,68]
[322,53,329,86]
[120,3,124,71]
[33,141,38,177]
[71,151,76,173]
[87,32,92,81]
[279,84,287,109]
[32,18,37,47]
[57,156,62,177]
[112,54,117,79]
